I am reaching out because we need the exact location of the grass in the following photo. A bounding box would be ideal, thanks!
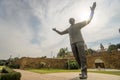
[0,66,4,70]
[27,68,120,76]
[27,68,79,74]
[89,70,120,76]
[0,66,14,73]
[0,66,4,73]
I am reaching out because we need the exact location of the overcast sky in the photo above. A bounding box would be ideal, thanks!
[0,0,120,59]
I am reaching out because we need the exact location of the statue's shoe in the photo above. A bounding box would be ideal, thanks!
[79,74,87,79]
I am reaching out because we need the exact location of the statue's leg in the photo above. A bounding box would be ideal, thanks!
[71,43,81,68]
[76,42,87,78]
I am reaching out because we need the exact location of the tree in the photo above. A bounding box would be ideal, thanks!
[41,56,47,59]
[107,44,117,53]
[100,43,105,51]
[116,43,120,49]
[57,47,69,58]
[86,48,96,55]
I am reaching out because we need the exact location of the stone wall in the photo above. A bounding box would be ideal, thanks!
[16,51,120,69]
[87,51,120,69]
[16,58,68,69]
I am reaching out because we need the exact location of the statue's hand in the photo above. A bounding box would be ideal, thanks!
[52,28,56,31]
[90,2,96,11]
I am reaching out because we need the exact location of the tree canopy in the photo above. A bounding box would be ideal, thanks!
[57,47,70,58]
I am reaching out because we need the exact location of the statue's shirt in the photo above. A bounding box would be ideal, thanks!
[65,21,87,44]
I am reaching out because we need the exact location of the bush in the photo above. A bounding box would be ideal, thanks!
[0,72,21,80]
[1,68,8,73]
[1,67,14,73]
[0,67,21,80]
[8,64,20,69]
[39,62,46,68]
[66,60,79,69]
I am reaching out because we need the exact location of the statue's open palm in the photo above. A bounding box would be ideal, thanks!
[90,2,96,11]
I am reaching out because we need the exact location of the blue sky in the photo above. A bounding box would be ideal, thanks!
[0,0,120,59]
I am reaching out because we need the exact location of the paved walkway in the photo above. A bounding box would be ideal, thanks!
[15,69,120,80]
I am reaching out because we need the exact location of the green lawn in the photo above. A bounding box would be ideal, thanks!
[0,66,4,70]
[28,69,79,74]
[89,71,120,76]
[27,68,120,76]
[0,66,14,73]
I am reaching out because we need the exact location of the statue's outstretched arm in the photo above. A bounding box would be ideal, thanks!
[76,2,96,29]
[52,28,68,35]
[86,2,96,24]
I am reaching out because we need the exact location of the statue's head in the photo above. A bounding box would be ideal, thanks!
[69,18,75,25]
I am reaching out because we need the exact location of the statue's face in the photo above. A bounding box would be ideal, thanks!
[69,18,75,25]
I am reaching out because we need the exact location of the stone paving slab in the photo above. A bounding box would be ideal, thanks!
[15,69,120,80]
[47,72,120,80]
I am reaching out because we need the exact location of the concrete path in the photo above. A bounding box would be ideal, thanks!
[15,69,120,80]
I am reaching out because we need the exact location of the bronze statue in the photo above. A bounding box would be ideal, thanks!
[53,2,96,79]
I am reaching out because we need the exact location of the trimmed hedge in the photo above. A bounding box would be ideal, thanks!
[0,67,21,80]
[0,72,21,80]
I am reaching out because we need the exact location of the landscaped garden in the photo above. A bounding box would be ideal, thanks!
[0,66,21,80]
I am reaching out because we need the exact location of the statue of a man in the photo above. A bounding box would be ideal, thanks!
[52,2,96,79]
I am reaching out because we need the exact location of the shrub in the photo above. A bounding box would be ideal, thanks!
[0,72,21,80]
[39,62,46,68]
[0,67,21,80]
[1,68,8,73]
[1,67,14,73]
[66,60,79,69]
[8,64,20,69]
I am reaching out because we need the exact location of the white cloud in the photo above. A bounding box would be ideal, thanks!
[0,0,120,59]
[82,0,120,42]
